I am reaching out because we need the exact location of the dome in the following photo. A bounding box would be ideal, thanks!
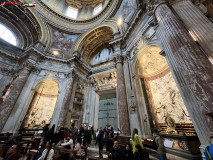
[34,0,122,31]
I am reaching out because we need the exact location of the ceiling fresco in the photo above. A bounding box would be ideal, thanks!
[115,0,137,22]
[49,28,79,57]
[80,27,114,62]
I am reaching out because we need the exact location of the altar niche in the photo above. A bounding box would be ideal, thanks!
[98,93,118,130]
[22,79,59,129]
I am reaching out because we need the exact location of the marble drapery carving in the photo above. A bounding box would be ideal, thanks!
[0,64,32,132]
[154,2,213,132]
[114,54,130,136]
[57,71,76,129]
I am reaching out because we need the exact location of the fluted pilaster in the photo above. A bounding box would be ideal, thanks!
[155,2,213,142]
[172,0,213,62]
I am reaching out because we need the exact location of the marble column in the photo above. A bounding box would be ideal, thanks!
[0,64,32,132]
[172,0,213,62]
[115,54,131,137]
[154,1,213,145]
[57,71,76,129]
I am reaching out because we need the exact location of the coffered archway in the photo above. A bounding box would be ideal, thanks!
[79,26,114,62]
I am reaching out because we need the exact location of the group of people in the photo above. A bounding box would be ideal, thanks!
[95,127,166,160]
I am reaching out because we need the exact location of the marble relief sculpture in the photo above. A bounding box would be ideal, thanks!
[149,72,191,124]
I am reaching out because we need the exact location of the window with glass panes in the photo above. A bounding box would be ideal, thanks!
[0,23,17,46]
[94,4,102,15]
[65,6,78,19]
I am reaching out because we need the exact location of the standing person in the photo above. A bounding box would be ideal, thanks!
[153,129,167,160]
[47,125,55,143]
[38,141,54,160]
[106,134,114,151]
[205,132,213,160]
[108,140,123,160]
[95,131,105,158]
[124,143,133,160]
[132,128,143,153]
[95,129,99,140]
[133,144,145,160]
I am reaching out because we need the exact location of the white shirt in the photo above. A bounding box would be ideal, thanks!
[61,139,73,149]
[38,148,54,160]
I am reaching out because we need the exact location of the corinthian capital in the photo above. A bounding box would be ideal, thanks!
[114,54,123,64]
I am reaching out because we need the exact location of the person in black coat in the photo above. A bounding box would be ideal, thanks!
[108,140,123,160]
[106,134,114,151]
[133,144,145,160]
[124,143,133,160]
[95,131,105,158]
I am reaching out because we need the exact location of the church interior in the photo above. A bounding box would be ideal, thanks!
[0,0,213,159]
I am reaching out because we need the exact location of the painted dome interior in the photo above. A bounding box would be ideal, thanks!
[41,0,109,20]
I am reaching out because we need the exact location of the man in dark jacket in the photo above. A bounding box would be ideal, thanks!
[109,141,123,160]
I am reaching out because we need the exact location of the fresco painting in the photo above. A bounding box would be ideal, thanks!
[115,0,137,22]
[50,28,78,57]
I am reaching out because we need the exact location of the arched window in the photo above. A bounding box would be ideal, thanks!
[94,4,102,15]
[0,23,17,46]
[65,6,78,19]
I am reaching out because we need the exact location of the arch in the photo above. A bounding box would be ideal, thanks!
[23,78,60,128]
[71,20,122,55]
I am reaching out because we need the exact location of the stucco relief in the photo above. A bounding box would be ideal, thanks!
[91,71,117,91]
[138,46,168,78]
[148,72,191,124]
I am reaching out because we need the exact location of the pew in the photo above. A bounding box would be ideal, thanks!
[53,147,77,160]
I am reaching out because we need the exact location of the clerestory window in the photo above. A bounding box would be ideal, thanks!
[65,6,78,19]
[0,23,17,46]
[94,4,102,15]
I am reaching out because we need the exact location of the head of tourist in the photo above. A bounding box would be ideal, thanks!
[114,140,119,149]
[132,128,138,140]
[46,141,52,150]
[210,132,213,143]
[125,143,131,151]
[6,144,18,156]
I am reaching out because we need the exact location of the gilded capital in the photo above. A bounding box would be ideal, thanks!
[114,54,124,64]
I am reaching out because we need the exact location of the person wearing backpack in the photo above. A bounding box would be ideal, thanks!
[204,132,213,160]
[153,129,167,160]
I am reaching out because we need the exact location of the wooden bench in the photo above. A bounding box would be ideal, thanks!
[53,147,77,160]
[0,144,6,157]
[76,146,87,160]
[87,150,109,160]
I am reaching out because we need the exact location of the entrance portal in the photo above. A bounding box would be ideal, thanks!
[98,93,118,130]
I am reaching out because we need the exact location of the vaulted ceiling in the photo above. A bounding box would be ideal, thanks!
[80,26,114,61]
